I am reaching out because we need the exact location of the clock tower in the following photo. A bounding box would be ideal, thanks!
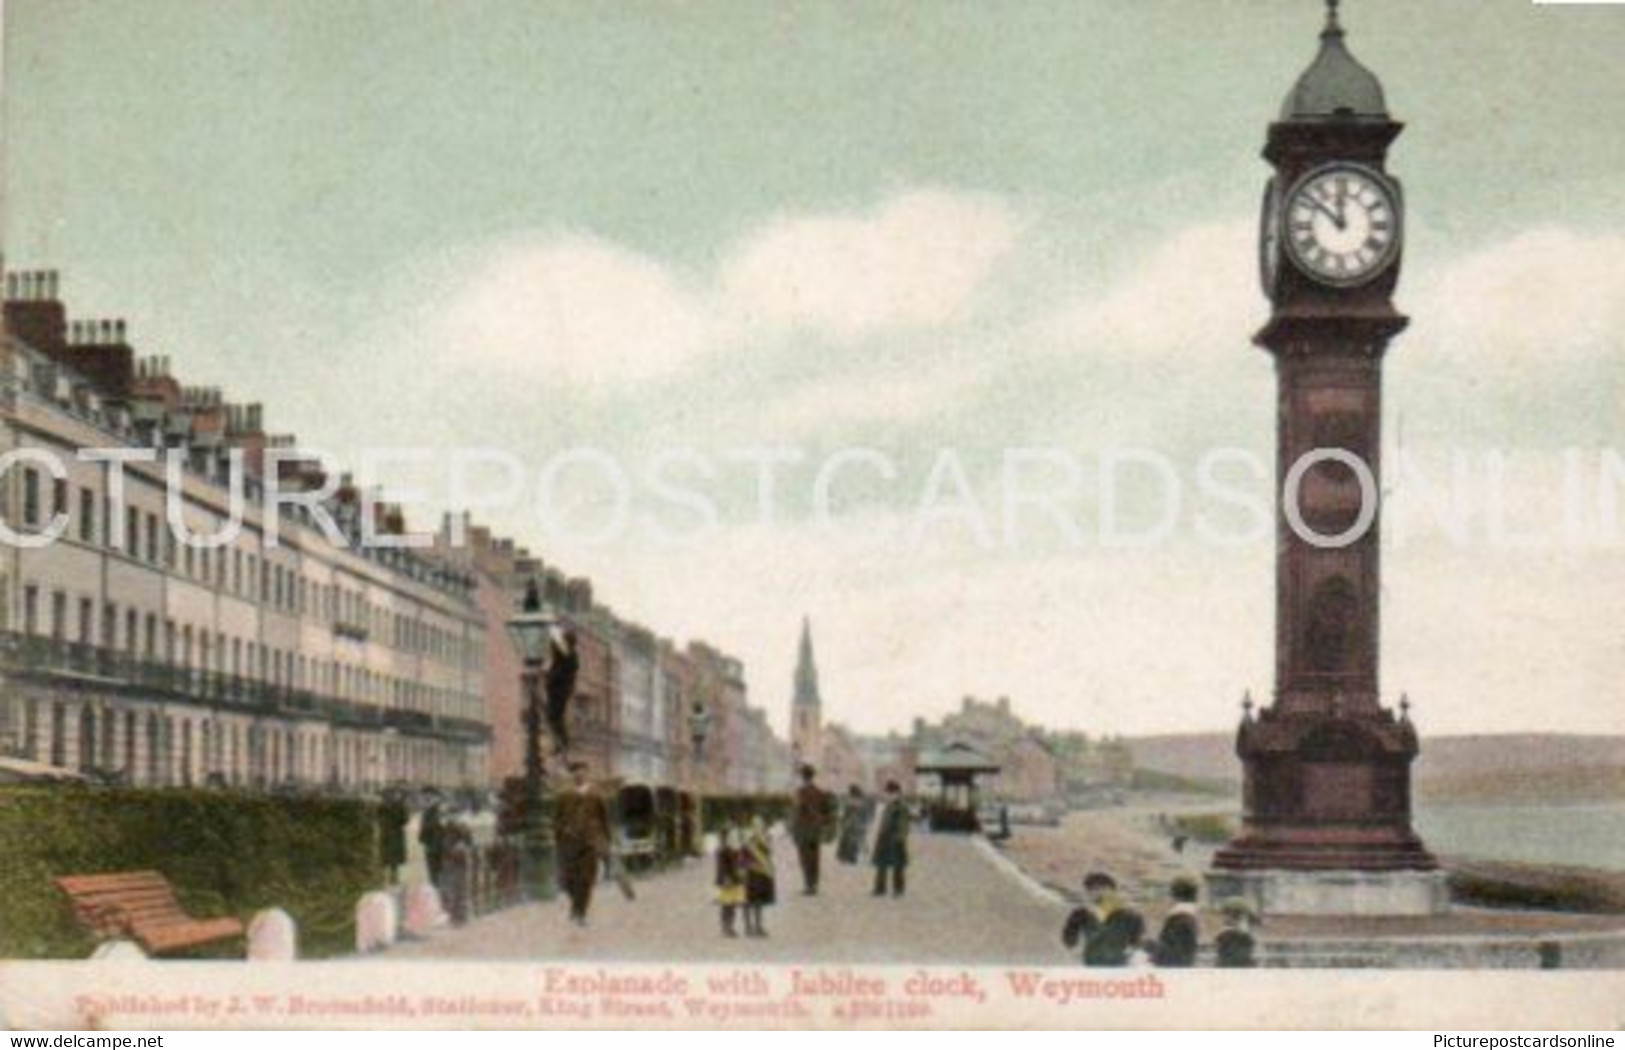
[1210,0,1444,914]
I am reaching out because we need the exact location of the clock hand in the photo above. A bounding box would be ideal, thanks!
[1302,194,1342,227]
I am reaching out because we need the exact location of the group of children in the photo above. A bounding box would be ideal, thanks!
[1062,871,1259,968]
[713,816,778,938]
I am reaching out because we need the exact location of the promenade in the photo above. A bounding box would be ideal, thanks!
[381,832,1073,964]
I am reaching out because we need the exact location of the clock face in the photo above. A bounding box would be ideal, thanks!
[1284,164,1401,286]
[1259,178,1282,299]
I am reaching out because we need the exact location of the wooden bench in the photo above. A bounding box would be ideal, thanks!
[55,871,244,956]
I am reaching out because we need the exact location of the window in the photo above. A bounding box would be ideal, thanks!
[146,513,159,562]
[102,603,117,650]
[78,488,95,542]
[78,597,93,645]
[51,478,67,519]
[125,511,139,557]
[22,585,39,635]
[126,609,138,654]
[21,469,40,527]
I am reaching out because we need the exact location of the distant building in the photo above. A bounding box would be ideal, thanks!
[912,697,1062,805]
[434,516,789,792]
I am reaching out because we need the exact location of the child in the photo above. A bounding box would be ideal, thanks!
[742,816,777,938]
[715,826,747,937]
[1215,897,1260,968]
[1148,875,1201,967]
[1061,871,1146,967]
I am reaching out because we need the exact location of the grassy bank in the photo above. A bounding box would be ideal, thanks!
[1447,858,1625,915]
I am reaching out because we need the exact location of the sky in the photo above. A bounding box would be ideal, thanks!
[3,0,1623,738]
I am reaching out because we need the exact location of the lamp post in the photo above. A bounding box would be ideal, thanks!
[687,700,711,789]
[505,580,558,902]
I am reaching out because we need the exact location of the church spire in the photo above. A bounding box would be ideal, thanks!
[793,616,821,709]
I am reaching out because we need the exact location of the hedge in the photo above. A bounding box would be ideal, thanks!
[699,793,792,835]
[0,786,381,959]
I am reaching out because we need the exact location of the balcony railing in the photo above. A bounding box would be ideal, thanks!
[0,631,490,743]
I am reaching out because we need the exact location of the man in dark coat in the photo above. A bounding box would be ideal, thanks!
[418,789,446,891]
[1062,871,1147,967]
[870,780,910,897]
[378,788,410,885]
[544,629,580,753]
[1149,875,1200,967]
[790,764,832,895]
[554,760,611,925]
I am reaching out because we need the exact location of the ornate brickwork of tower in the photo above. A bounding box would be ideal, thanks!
[1210,1,1443,915]
[790,616,823,768]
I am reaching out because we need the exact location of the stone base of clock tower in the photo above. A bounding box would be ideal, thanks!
[1205,868,1450,918]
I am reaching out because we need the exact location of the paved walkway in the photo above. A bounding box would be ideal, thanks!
[380,832,1073,964]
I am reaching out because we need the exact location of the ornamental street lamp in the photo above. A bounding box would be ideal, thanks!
[687,700,712,789]
[688,700,711,757]
[505,580,558,902]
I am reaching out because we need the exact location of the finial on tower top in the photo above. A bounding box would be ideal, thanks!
[1280,0,1387,121]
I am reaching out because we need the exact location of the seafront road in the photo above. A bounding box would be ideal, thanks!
[380,832,1074,963]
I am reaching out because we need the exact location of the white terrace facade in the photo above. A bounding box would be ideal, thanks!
[0,299,489,793]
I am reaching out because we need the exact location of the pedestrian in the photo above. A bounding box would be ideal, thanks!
[836,784,872,865]
[742,816,777,938]
[418,788,446,891]
[715,826,747,938]
[1215,898,1260,968]
[1062,871,1147,967]
[441,809,475,926]
[544,628,580,754]
[790,764,832,895]
[378,787,410,886]
[554,760,611,926]
[871,780,910,898]
[1148,875,1201,967]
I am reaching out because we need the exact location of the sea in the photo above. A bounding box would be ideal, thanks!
[1414,801,1625,871]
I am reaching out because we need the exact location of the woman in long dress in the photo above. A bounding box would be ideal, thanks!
[836,785,872,865]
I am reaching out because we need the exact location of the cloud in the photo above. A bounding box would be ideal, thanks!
[1036,220,1260,361]
[1413,228,1625,370]
[716,189,1024,342]
[433,234,713,387]
[410,188,1025,391]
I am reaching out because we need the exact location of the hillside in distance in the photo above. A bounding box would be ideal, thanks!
[1124,732,1625,804]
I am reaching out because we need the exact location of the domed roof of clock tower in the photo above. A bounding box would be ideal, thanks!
[1280,0,1389,121]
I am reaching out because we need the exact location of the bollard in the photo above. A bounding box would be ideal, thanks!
[246,908,298,962]
[402,881,449,938]
[355,891,400,953]
[89,940,149,962]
